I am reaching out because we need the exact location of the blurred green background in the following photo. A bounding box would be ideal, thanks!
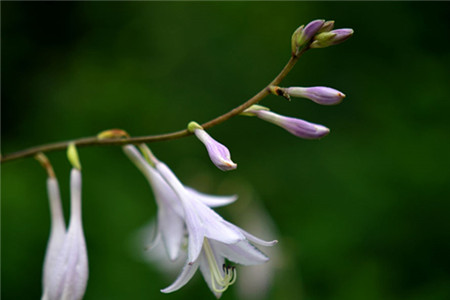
[2,2,450,300]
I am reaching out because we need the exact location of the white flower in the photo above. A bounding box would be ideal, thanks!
[123,145,237,261]
[124,144,277,297]
[154,159,277,297]
[44,169,88,300]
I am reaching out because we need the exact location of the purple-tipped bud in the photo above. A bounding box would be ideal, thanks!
[292,19,325,54]
[188,122,237,171]
[297,19,325,46]
[248,109,330,140]
[311,28,354,48]
[286,86,345,105]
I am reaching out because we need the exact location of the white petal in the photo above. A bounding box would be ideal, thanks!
[145,165,184,217]
[123,145,150,177]
[183,200,205,263]
[161,259,200,293]
[228,223,278,247]
[193,203,244,244]
[185,186,237,208]
[158,205,184,261]
[211,240,269,266]
[198,247,225,299]
[124,145,183,216]
[155,162,187,195]
[42,178,66,293]
[145,226,161,251]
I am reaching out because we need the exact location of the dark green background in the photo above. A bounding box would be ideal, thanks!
[2,2,450,300]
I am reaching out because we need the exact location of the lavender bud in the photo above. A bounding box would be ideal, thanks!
[297,19,325,46]
[188,121,237,171]
[292,19,325,54]
[249,109,330,140]
[286,86,345,105]
[311,28,354,48]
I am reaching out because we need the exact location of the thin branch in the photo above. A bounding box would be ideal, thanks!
[1,50,305,164]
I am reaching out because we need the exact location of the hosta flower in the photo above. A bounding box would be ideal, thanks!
[244,106,330,139]
[123,145,238,260]
[44,168,88,300]
[42,177,66,300]
[188,121,237,171]
[124,144,277,296]
[154,159,277,296]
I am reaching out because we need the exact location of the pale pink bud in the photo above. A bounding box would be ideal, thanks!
[286,86,345,105]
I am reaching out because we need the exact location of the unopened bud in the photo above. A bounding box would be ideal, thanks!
[285,86,345,105]
[246,109,330,140]
[292,19,325,54]
[189,122,237,171]
[311,28,354,48]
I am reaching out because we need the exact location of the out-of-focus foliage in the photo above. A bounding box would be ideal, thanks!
[2,2,450,300]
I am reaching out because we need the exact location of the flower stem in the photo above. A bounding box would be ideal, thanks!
[1,50,305,164]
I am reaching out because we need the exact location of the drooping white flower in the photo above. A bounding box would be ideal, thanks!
[123,145,238,261]
[124,144,277,296]
[42,177,66,300]
[44,169,88,300]
[154,160,277,296]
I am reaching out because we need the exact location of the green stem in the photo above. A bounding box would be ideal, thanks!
[1,50,305,164]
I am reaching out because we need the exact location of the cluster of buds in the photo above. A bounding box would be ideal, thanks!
[291,19,353,55]
[240,85,346,139]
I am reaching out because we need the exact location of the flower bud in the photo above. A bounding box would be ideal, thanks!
[285,86,345,105]
[247,109,330,139]
[291,19,325,54]
[311,28,354,48]
[188,121,237,171]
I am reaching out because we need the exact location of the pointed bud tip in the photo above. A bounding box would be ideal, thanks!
[220,161,237,171]
[315,125,330,138]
